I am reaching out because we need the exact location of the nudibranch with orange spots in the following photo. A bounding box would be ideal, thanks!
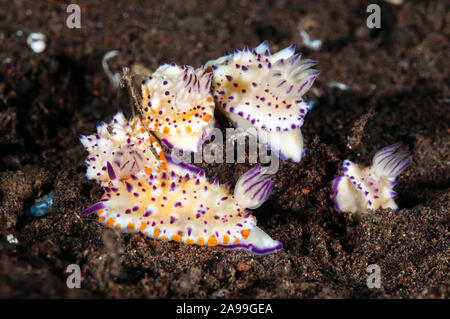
[81,163,281,255]
[80,114,282,255]
[206,41,319,162]
[140,63,216,153]
[79,111,167,185]
[331,143,411,215]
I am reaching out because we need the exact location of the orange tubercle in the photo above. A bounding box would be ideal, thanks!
[207,236,218,247]
[126,223,135,232]
[171,235,182,242]
[107,218,115,227]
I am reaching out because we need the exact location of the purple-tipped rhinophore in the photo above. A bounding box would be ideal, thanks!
[80,202,105,216]
[234,165,275,209]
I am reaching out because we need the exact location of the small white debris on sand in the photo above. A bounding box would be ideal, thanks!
[102,50,121,88]
[6,234,18,244]
[299,28,322,51]
[327,81,349,91]
[384,0,404,5]
[26,32,46,53]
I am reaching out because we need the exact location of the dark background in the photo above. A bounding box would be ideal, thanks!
[0,0,448,298]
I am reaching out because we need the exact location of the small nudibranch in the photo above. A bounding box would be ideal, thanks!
[81,164,282,255]
[140,63,216,153]
[79,111,167,185]
[206,41,319,162]
[331,143,411,215]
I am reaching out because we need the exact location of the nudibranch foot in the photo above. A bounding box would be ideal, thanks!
[207,41,318,162]
[332,143,411,215]
[140,63,215,154]
[230,112,306,163]
[80,165,281,255]
[218,226,283,255]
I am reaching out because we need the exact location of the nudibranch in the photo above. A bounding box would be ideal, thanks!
[331,143,411,215]
[206,41,319,162]
[79,111,167,185]
[81,163,281,255]
[80,114,281,255]
[140,63,216,153]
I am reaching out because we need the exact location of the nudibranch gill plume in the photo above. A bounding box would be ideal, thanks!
[140,63,216,153]
[206,41,319,162]
[80,113,282,255]
[79,111,166,186]
[331,143,411,215]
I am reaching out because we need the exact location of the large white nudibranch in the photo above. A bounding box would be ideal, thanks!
[206,41,319,162]
[80,113,282,255]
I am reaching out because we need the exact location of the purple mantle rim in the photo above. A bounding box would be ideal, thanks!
[165,153,202,175]
[331,175,342,213]
[217,240,283,255]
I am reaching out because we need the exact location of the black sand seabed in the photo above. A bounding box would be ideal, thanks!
[0,0,448,298]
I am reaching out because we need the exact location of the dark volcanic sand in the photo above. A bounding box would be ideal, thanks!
[0,0,448,298]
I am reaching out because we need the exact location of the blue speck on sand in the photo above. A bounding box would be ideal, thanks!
[30,192,54,217]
